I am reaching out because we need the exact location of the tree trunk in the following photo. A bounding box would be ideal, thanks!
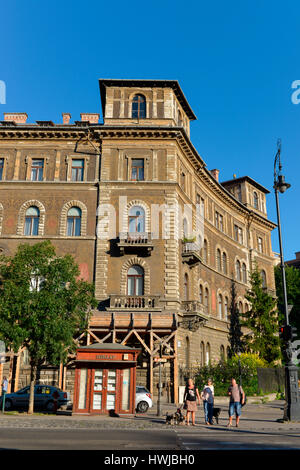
[28,363,37,414]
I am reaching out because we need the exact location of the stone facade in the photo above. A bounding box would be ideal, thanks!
[0,79,277,404]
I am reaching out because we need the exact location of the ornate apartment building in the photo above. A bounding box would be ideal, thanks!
[0,79,276,403]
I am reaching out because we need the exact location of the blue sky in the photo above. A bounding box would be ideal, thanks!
[1,0,300,260]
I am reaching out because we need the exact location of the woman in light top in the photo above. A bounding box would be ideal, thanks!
[201,378,214,425]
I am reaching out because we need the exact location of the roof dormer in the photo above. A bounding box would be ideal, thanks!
[99,79,196,136]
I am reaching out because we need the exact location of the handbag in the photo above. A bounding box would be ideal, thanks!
[183,402,188,410]
[239,386,247,407]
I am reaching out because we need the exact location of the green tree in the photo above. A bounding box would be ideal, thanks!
[275,264,300,338]
[228,279,243,357]
[243,265,281,364]
[0,241,97,413]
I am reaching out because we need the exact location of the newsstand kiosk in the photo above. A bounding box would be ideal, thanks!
[73,343,140,415]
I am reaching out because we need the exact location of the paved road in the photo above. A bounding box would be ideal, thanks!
[0,428,179,450]
[0,401,300,451]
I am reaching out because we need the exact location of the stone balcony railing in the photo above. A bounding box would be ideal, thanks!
[181,241,202,266]
[108,294,161,310]
[117,232,154,255]
[180,300,209,331]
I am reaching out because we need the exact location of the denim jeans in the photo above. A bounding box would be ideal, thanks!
[203,400,213,424]
[229,401,242,417]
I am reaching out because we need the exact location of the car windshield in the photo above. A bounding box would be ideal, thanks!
[136,386,149,393]
[17,387,30,394]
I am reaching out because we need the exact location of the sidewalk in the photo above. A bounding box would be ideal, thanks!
[0,400,299,433]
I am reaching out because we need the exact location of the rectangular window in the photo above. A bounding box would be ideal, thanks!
[31,159,44,181]
[219,214,224,232]
[234,224,243,244]
[71,159,84,181]
[0,159,4,180]
[258,237,263,253]
[78,368,88,410]
[121,369,131,411]
[180,172,185,192]
[215,212,224,232]
[215,212,219,230]
[131,159,144,181]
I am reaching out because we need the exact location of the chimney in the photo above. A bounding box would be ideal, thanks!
[80,113,99,124]
[296,252,300,260]
[3,112,28,124]
[62,113,71,125]
[210,169,220,182]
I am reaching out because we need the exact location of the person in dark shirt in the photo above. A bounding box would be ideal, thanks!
[183,378,201,426]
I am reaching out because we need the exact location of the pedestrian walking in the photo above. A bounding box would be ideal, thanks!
[2,376,8,412]
[183,378,201,426]
[201,378,214,425]
[227,377,245,427]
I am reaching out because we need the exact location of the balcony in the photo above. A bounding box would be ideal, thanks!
[180,300,209,331]
[181,241,202,266]
[108,294,161,311]
[117,232,154,255]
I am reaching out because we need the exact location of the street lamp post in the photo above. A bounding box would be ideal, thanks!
[274,140,300,421]
[157,342,163,417]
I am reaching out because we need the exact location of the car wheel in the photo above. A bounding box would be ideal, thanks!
[137,401,149,413]
[4,399,12,411]
[46,401,55,412]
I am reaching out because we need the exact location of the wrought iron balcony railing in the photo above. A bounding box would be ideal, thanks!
[108,294,161,310]
[117,232,154,255]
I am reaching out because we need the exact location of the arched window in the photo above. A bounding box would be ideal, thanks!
[218,293,223,319]
[200,342,205,366]
[127,265,144,296]
[216,249,221,271]
[128,206,145,233]
[203,239,208,264]
[178,110,183,126]
[67,207,81,236]
[224,296,228,320]
[236,260,241,281]
[242,263,247,283]
[184,273,189,301]
[238,301,243,314]
[132,94,146,119]
[205,343,211,365]
[24,206,40,236]
[222,252,227,275]
[253,191,259,209]
[199,284,203,304]
[183,218,189,239]
[185,337,190,368]
[261,270,267,288]
[220,345,225,361]
[204,287,209,311]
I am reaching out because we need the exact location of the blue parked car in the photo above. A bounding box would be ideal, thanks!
[0,385,70,412]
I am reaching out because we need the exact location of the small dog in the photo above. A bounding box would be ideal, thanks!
[174,407,185,425]
[212,407,221,424]
[165,408,185,425]
[165,412,175,425]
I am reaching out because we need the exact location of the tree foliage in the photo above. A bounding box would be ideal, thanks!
[228,279,243,357]
[274,264,300,338]
[0,241,97,412]
[243,265,281,364]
